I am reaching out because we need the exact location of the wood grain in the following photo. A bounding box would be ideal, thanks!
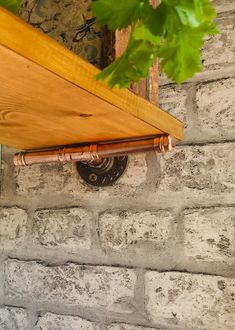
[0,7,183,150]
[0,44,162,150]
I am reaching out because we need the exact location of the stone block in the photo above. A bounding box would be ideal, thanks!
[213,0,235,12]
[159,85,188,125]
[108,324,159,330]
[184,207,235,264]
[5,259,136,313]
[0,307,28,330]
[157,143,235,204]
[33,208,91,250]
[196,78,235,140]
[35,313,99,330]
[99,210,173,251]
[15,155,147,198]
[0,207,27,249]
[145,271,235,329]
[202,12,235,71]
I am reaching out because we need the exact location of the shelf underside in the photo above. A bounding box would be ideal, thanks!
[0,7,183,150]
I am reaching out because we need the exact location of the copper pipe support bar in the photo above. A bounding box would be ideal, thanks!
[14,135,175,166]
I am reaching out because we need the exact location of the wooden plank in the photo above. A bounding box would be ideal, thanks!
[0,44,162,150]
[0,7,183,147]
[0,7,182,140]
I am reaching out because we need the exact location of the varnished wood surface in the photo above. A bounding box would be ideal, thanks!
[0,7,183,150]
[0,45,162,150]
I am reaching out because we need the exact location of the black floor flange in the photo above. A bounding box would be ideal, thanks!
[76,156,128,187]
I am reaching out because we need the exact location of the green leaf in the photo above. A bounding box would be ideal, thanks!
[158,28,203,83]
[97,43,157,88]
[97,23,159,88]
[155,0,218,82]
[93,0,219,87]
[92,0,149,30]
[0,0,21,13]
[143,2,168,36]
[133,24,160,44]
[174,0,217,28]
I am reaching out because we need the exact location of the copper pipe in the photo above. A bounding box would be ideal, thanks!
[14,135,175,166]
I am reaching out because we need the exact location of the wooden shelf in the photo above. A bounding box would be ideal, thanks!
[0,7,183,151]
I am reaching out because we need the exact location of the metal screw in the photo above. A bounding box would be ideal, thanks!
[89,173,98,182]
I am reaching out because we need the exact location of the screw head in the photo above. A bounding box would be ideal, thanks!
[89,173,98,182]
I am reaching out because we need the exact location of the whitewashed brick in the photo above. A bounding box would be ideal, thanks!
[184,207,235,264]
[145,271,235,329]
[158,143,235,203]
[108,324,159,330]
[118,155,147,187]
[99,210,173,251]
[33,208,91,250]
[15,155,147,197]
[213,0,235,12]
[196,78,235,140]
[5,260,136,313]
[35,313,99,330]
[159,85,187,124]
[0,307,28,330]
[15,163,78,196]
[202,13,235,70]
[0,207,27,249]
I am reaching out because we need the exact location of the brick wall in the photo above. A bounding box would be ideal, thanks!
[0,1,235,329]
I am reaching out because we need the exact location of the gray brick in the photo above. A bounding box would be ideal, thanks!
[157,143,235,203]
[213,0,235,12]
[99,210,174,251]
[160,78,235,144]
[184,207,235,264]
[108,324,160,330]
[33,208,91,250]
[5,260,136,313]
[196,78,235,140]
[35,313,100,330]
[202,12,235,71]
[0,307,28,330]
[0,207,27,249]
[159,85,187,125]
[15,163,76,196]
[118,155,147,187]
[145,271,235,329]
[15,155,147,197]
[19,0,35,18]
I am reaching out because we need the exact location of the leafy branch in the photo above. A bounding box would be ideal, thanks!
[0,0,21,13]
[92,0,219,88]
[0,0,219,89]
